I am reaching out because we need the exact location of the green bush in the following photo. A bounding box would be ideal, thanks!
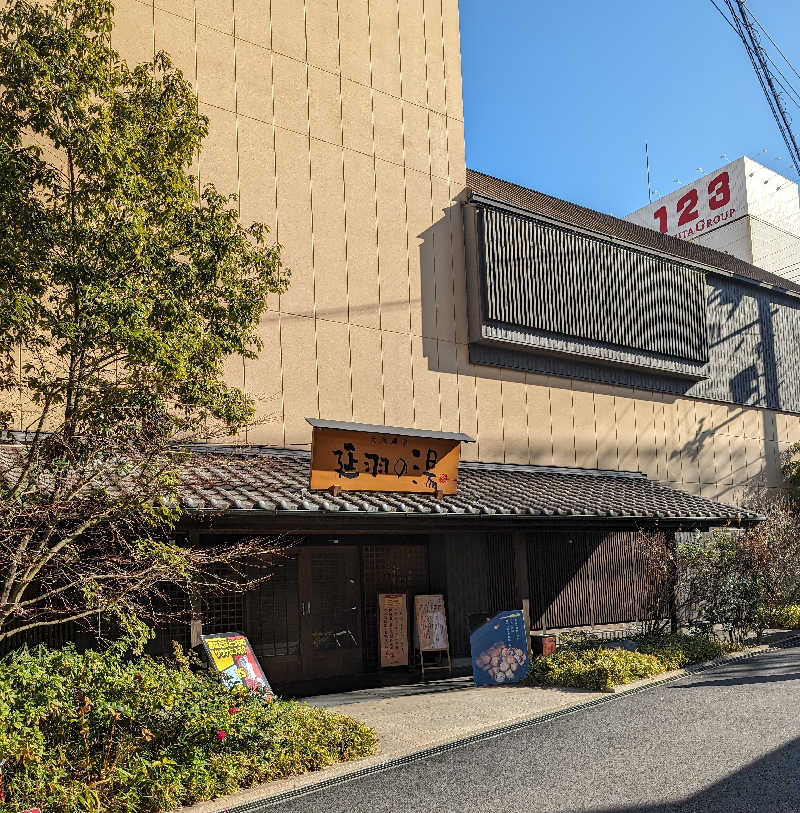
[528,648,665,691]
[0,644,377,813]
[761,604,800,629]
[528,633,746,691]
[634,633,743,670]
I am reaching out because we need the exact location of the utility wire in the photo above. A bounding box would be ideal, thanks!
[708,0,740,36]
[743,2,800,84]
[719,0,800,175]
[764,56,800,110]
[707,0,800,110]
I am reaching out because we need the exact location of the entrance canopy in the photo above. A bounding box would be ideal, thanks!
[179,447,761,531]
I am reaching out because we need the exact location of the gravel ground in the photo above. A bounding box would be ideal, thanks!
[273,645,800,813]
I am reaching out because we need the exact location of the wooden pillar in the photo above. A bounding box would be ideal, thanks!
[189,529,203,648]
[666,530,679,634]
[512,531,530,634]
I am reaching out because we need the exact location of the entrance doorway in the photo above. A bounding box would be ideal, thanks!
[299,546,363,680]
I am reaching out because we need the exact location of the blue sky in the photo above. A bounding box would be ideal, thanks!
[459,0,800,216]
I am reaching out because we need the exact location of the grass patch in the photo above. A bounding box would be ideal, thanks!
[528,633,745,692]
[0,643,377,813]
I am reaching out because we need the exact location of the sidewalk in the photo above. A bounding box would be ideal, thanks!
[181,677,607,812]
[179,630,799,812]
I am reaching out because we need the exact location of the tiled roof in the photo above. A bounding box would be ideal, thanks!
[466,168,800,296]
[178,447,759,524]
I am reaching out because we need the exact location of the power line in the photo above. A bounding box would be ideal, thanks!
[708,0,740,36]
[718,0,800,176]
[743,2,800,84]
[761,51,800,110]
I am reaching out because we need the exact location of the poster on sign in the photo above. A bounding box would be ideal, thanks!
[201,632,273,700]
[379,593,409,667]
[414,594,449,652]
[470,610,530,686]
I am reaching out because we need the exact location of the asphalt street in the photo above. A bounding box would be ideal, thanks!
[273,645,800,813]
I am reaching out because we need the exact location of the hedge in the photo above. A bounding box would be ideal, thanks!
[0,644,377,813]
[762,604,800,629]
[528,633,744,692]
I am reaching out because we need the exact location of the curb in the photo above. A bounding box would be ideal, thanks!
[215,633,800,812]
[608,642,771,693]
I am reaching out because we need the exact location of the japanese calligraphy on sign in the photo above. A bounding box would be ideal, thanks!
[470,610,530,687]
[309,425,462,494]
[414,594,449,653]
[379,593,409,667]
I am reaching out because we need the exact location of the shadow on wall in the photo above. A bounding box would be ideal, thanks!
[417,189,468,379]
[412,193,790,499]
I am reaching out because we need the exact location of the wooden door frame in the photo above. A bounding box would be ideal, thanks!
[298,545,364,680]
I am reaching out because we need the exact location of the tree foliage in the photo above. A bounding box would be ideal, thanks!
[0,642,376,813]
[0,0,288,644]
[782,441,800,508]
[636,500,800,643]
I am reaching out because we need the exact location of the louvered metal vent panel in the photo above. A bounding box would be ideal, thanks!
[480,207,709,363]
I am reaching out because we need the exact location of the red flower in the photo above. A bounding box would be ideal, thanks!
[216,729,227,742]
[438,473,448,483]
[228,707,238,715]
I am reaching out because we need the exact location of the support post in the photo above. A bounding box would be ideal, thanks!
[512,532,529,608]
[666,531,679,634]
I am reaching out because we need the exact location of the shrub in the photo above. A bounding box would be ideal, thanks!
[0,644,377,813]
[634,633,743,670]
[634,501,800,642]
[761,604,800,629]
[528,633,746,691]
[528,648,665,692]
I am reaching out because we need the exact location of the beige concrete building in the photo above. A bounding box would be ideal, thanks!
[11,0,800,688]
[104,0,800,510]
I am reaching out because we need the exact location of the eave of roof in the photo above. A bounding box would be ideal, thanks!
[176,447,762,528]
[305,417,475,443]
[466,168,800,299]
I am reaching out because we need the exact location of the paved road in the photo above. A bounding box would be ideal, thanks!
[275,646,800,812]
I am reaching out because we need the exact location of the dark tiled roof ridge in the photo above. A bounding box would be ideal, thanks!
[0,444,760,522]
[185,443,644,479]
[466,168,800,296]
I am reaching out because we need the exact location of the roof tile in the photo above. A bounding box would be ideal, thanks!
[176,448,759,524]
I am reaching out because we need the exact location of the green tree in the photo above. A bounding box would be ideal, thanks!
[0,0,288,644]
[782,442,800,507]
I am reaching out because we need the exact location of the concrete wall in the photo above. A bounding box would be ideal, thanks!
[74,2,800,503]
[111,0,466,450]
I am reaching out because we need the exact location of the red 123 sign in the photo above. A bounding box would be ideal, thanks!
[652,171,735,238]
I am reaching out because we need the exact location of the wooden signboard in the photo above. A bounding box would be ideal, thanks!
[379,593,409,667]
[413,594,451,678]
[414,594,449,652]
[309,425,462,494]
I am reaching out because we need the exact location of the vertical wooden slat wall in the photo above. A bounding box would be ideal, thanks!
[361,542,429,670]
[486,533,516,614]
[527,531,650,629]
[441,534,489,657]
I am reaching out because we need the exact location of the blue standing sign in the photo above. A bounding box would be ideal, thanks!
[470,610,530,686]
